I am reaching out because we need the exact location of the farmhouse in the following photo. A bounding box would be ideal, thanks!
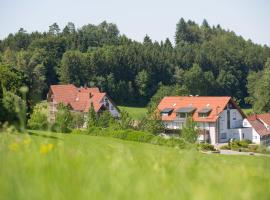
[242,114,270,145]
[157,96,252,145]
[47,84,120,124]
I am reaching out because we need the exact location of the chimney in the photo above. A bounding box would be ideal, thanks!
[89,93,93,99]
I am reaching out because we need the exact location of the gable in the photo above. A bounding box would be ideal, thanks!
[48,84,108,113]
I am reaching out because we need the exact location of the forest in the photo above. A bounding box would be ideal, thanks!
[1,18,270,124]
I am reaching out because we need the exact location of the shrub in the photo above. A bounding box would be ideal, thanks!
[71,129,87,135]
[71,112,85,129]
[84,127,188,149]
[118,110,134,129]
[125,130,154,142]
[230,139,252,149]
[238,140,252,147]
[248,144,259,152]
[198,143,215,151]
[220,145,231,150]
[53,103,73,133]
[180,117,198,143]
[151,136,187,149]
[256,145,270,154]
[28,101,48,130]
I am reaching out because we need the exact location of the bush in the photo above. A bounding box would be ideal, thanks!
[256,145,270,154]
[125,130,154,142]
[230,139,252,149]
[220,145,231,150]
[247,144,259,152]
[28,101,48,130]
[151,136,187,149]
[81,127,188,149]
[180,117,198,143]
[53,103,73,133]
[198,143,215,151]
[71,129,87,135]
[71,112,85,129]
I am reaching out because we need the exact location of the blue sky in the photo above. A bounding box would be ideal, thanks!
[0,0,269,46]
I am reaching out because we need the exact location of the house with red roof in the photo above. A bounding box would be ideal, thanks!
[157,96,251,145]
[243,114,270,145]
[47,84,120,126]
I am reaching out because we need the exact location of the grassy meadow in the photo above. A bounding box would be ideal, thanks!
[0,130,270,200]
[118,106,147,120]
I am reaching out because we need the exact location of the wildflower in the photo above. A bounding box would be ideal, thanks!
[47,143,54,151]
[40,143,54,155]
[9,143,19,151]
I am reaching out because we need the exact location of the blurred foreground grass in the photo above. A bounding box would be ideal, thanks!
[0,130,270,200]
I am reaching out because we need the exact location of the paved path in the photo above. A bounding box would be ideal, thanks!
[202,144,270,156]
[218,150,269,156]
[202,150,269,156]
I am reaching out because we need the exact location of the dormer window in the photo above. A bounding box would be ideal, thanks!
[161,108,173,115]
[198,108,212,118]
[175,107,196,118]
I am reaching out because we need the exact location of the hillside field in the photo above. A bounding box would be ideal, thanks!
[118,106,147,120]
[0,130,270,200]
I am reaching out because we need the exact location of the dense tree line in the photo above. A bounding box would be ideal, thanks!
[1,18,270,124]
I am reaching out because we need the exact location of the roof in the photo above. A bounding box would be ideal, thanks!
[256,113,270,126]
[157,96,243,122]
[247,114,270,137]
[48,84,106,112]
[175,107,196,113]
[161,108,174,113]
[198,107,212,114]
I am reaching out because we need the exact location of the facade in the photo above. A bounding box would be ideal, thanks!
[242,114,270,145]
[157,96,251,145]
[47,84,120,126]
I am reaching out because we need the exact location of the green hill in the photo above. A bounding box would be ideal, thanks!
[1,130,270,199]
[118,106,147,120]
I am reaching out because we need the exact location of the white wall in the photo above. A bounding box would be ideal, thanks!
[102,96,120,117]
[242,119,261,144]
[209,123,216,145]
[218,109,244,143]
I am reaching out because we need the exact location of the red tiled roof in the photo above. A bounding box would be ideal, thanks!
[256,113,270,126]
[247,114,270,136]
[49,84,105,112]
[157,96,241,122]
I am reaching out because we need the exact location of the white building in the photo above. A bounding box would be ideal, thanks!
[242,114,270,145]
[158,96,252,145]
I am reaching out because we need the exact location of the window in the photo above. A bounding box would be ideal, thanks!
[253,135,257,139]
[242,133,244,139]
[199,113,207,118]
[174,122,180,129]
[232,112,236,120]
[221,133,227,139]
[178,113,186,118]
[227,109,230,129]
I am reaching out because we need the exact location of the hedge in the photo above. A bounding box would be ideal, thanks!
[71,128,189,149]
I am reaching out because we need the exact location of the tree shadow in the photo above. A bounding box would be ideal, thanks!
[28,131,63,140]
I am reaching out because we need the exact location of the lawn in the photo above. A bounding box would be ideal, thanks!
[1,130,270,200]
[118,106,147,120]
[242,108,254,116]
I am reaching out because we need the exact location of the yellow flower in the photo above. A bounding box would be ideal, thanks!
[40,143,54,155]
[47,143,54,151]
[9,143,19,151]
